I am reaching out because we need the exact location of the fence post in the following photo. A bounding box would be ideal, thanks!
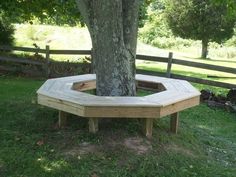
[45,45,50,78]
[166,52,173,78]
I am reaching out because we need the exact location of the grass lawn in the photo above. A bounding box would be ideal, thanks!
[0,76,235,177]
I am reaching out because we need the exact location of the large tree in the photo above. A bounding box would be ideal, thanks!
[76,0,141,96]
[165,0,236,58]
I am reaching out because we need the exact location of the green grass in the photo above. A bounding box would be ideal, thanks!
[0,76,235,177]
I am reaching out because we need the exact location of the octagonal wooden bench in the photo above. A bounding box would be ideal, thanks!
[37,74,200,138]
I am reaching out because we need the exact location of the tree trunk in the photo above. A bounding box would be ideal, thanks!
[76,0,140,96]
[201,39,208,59]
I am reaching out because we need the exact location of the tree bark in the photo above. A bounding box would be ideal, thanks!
[201,39,208,59]
[76,0,139,96]
[77,0,139,96]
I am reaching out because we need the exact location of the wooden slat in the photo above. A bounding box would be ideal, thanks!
[136,54,168,63]
[49,50,91,55]
[171,74,236,89]
[160,96,200,117]
[84,106,161,118]
[37,94,85,116]
[172,59,236,74]
[137,70,236,89]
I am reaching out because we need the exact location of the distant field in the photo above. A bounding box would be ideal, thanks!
[13,24,236,85]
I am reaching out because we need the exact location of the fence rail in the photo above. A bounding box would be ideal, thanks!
[0,45,235,89]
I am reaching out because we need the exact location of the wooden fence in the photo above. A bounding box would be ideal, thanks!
[0,45,236,89]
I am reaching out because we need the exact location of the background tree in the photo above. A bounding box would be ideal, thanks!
[165,0,236,58]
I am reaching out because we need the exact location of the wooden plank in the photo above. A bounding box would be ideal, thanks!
[84,106,160,118]
[145,89,199,106]
[59,111,67,128]
[49,50,91,55]
[37,94,85,116]
[0,56,44,65]
[136,54,168,63]
[171,74,236,89]
[160,96,200,117]
[142,118,153,139]
[172,58,236,74]
[88,118,98,133]
[137,70,236,89]
[170,112,179,134]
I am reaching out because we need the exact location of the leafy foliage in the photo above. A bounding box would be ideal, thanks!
[139,0,193,49]
[165,0,236,44]
[0,0,151,27]
[0,0,81,26]
[0,14,14,45]
[213,0,236,18]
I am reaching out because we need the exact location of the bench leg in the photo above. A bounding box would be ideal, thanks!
[143,118,153,139]
[89,118,98,133]
[58,111,67,128]
[170,112,179,134]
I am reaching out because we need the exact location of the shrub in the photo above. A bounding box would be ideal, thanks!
[0,15,15,46]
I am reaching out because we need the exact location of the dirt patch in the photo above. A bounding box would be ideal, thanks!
[64,142,99,156]
[124,137,152,155]
[166,144,196,157]
[63,136,152,157]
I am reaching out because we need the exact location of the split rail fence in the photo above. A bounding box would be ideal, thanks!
[0,45,236,89]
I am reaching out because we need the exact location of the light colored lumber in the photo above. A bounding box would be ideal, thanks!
[170,112,179,134]
[59,111,68,128]
[160,96,200,117]
[143,118,153,139]
[89,118,98,133]
[37,74,201,136]
[38,94,85,116]
[84,106,160,118]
